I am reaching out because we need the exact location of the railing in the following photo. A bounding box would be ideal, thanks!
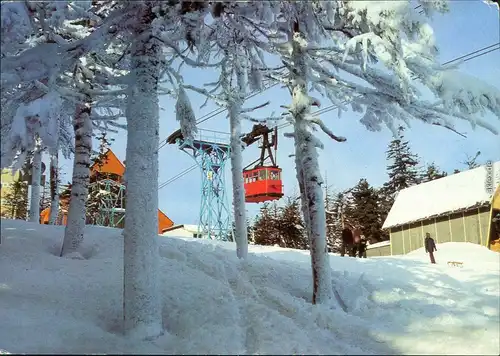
[192,128,230,146]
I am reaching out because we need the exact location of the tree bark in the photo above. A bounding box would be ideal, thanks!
[49,148,60,224]
[123,12,162,339]
[28,142,42,223]
[290,32,333,305]
[60,102,92,256]
[229,57,248,260]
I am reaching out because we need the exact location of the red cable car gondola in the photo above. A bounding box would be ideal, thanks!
[241,124,284,203]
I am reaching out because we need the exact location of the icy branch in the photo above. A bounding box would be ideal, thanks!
[309,118,347,142]
[241,101,270,113]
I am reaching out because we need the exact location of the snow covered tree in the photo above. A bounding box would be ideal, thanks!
[86,131,117,225]
[326,191,350,253]
[183,5,284,259]
[264,0,500,304]
[28,141,43,223]
[48,155,59,223]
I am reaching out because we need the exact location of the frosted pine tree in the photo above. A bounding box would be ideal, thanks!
[183,7,279,259]
[266,0,499,304]
[28,140,43,223]
[48,140,61,224]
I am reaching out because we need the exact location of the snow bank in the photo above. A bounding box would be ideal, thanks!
[0,219,498,355]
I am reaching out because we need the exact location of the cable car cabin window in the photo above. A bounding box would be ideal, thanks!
[269,170,280,180]
[259,170,267,180]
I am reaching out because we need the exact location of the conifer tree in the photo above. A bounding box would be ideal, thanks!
[382,126,421,197]
[420,162,448,183]
[86,132,117,225]
[279,197,307,250]
[380,126,421,230]
[3,179,28,220]
[326,191,349,253]
[347,179,384,243]
[253,203,279,247]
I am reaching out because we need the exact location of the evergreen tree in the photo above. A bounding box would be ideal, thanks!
[382,126,421,197]
[247,217,255,244]
[3,179,28,220]
[347,179,384,243]
[326,190,349,253]
[252,198,307,249]
[420,162,448,183]
[39,177,51,214]
[87,132,117,225]
[324,185,335,252]
[380,126,421,232]
[279,196,307,250]
[253,202,279,246]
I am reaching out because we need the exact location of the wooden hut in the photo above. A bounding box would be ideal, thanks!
[382,161,500,255]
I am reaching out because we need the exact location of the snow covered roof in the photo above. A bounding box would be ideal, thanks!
[383,161,500,229]
[162,224,201,233]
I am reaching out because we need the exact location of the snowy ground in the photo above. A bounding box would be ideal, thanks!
[0,219,499,355]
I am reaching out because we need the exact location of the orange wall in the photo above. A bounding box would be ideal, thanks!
[40,207,67,225]
[41,207,172,234]
[90,149,125,177]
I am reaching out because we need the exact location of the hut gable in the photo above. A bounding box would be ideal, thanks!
[383,161,500,229]
[90,149,126,178]
[158,209,174,234]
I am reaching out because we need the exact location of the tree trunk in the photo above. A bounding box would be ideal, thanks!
[229,59,248,260]
[28,142,42,223]
[60,102,92,256]
[291,34,333,305]
[49,148,60,224]
[123,15,162,340]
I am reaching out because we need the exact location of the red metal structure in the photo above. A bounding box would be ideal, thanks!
[241,124,284,203]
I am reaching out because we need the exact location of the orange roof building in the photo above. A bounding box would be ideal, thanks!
[42,148,174,234]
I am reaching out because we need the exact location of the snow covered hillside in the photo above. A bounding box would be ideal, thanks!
[0,219,498,355]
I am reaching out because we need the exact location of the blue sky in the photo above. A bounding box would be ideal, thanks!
[56,1,500,225]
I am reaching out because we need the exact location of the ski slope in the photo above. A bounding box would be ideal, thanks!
[0,219,498,355]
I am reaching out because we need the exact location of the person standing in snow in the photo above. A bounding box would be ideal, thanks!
[424,232,437,264]
[358,235,367,258]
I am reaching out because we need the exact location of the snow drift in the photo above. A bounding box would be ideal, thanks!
[0,219,498,355]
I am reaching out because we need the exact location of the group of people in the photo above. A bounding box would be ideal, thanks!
[340,223,367,258]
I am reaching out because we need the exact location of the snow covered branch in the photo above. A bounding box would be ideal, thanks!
[309,117,347,142]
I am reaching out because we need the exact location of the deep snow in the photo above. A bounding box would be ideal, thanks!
[0,219,498,355]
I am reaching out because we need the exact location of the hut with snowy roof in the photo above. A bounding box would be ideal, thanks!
[381,161,500,256]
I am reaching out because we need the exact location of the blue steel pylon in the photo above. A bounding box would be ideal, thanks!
[175,129,232,241]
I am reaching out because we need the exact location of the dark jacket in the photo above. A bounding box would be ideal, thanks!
[425,236,437,253]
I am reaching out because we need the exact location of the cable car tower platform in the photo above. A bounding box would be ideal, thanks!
[167,128,232,241]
